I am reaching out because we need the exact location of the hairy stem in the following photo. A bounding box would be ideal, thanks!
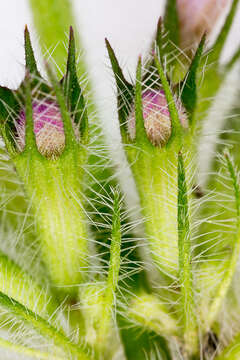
[177,152,197,354]
[98,189,122,347]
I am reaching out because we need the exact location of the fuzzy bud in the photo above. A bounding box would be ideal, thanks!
[128,89,187,147]
[177,0,229,49]
[16,99,65,158]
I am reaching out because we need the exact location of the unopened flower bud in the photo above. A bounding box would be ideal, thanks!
[128,89,187,147]
[177,0,229,49]
[16,98,79,158]
[16,99,64,158]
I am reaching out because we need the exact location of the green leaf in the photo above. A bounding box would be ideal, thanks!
[63,27,88,143]
[181,34,206,122]
[0,291,90,360]
[105,38,134,139]
[178,152,197,355]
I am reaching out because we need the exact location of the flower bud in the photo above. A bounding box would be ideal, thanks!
[16,99,65,158]
[177,0,229,49]
[128,89,187,146]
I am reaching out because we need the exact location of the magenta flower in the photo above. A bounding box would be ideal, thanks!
[16,99,65,158]
[128,89,187,146]
[177,0,229,49]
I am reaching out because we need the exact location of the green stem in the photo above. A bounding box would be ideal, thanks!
[14,150,88,296]
[177,152,197,355]
[28,0,86,79]
[127,147,179,278]
[98,189,122,346]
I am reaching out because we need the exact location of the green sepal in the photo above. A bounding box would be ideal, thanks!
[180,34,206,123]
[22,73,39,156]
[24,26,41,77]
[0,28,53,157]
[156,17,163,59]
[23,26,51,97]
[105,38,134,141]
[135,57,152,147]
[154,55,183,148]
[210,0,240,63]
[163,0,179,60]
[0,87,18,122]
[142,17,166,90]
[63,27,88,144]
[46,62,78,153]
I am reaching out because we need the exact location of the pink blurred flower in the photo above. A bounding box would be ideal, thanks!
[177,0,229,49]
